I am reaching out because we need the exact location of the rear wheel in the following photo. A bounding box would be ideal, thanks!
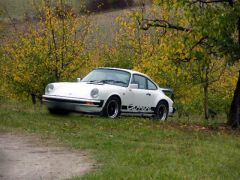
[102,97,121,118]
[155,101,168,121]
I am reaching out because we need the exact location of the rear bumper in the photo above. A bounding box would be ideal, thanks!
[169,107,176,116]
[173,107,176,114]
[42,95,104,113]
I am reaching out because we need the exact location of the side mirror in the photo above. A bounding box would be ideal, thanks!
[77,78,81,82]
[129,84,138,89]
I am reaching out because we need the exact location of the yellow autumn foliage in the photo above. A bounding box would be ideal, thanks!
[2,1,96,99]
[111,5,238,115]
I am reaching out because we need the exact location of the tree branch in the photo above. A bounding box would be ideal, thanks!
[190,0,234,7]
[173,36,209,63]
[190,36,209,51]
[139,19,191,32]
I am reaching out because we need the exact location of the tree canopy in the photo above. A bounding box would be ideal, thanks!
[0,0,240,126]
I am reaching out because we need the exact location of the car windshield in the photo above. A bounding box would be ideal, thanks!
[82,69,131,87]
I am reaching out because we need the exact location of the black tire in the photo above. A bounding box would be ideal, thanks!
[102,96,121,118]
[48,108,69,115]
[155,101,169,121]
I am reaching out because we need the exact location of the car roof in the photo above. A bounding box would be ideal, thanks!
[96,67,148,77]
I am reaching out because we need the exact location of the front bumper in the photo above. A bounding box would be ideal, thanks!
[42,95,104,113]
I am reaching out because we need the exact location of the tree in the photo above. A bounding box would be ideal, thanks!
[137,0,240,125]
[113,2,232,119]
[3,0,93,103]
[86,0,134,12]
[114,10,206,117]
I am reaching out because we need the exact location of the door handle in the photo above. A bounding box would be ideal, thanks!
[146,93,151,96]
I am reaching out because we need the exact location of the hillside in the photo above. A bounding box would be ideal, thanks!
[0,0,151,18]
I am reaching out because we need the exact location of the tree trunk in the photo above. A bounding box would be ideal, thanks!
[31,93,37,110]
[238,17,240,47]
[228,17,240,128]
[31,93,36,105]
[228,71,240,128]
[203,65,209,121]
[204,84,209,121]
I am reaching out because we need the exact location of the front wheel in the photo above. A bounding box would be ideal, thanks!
[48,108,69,115]
[155,101,169,121]
[102,97,121,118]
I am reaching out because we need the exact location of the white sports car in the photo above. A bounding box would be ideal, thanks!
[42,68,175,120]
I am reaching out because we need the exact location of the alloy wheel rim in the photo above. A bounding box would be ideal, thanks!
[158,104,167,121]
[107,100,119,118]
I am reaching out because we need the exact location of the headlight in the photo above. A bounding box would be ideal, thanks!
[45,84,54,94]
[90,88,99,98]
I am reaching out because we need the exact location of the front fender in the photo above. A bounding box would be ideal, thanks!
[97,86,125,107]
[101,92,123,108]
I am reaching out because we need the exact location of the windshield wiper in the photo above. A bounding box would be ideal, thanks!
[100,80,127,85]
[87,80,127,85]
[87,80,103,84]
[113,80,127,85]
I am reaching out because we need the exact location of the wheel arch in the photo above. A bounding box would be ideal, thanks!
[154,99,169,121]
[156,99,169,110]
[101,94,122,118]
[105,94,122,107]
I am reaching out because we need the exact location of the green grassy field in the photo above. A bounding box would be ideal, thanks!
[0,102,240,179]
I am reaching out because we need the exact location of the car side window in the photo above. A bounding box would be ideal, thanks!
[131,75,146,89]
[147,79,157,90]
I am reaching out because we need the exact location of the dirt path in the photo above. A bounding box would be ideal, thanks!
[0,133,94,180]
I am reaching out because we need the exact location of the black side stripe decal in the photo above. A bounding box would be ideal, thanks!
[121,105,155,112]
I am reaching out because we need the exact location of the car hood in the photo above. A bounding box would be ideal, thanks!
[49,82,105,99]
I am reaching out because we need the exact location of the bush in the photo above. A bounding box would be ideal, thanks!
[86,0,134,12]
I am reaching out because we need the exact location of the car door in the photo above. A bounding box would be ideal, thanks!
[125,74,156,113]
[146,78,159,111]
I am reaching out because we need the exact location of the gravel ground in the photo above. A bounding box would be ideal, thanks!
[0,133,93,180]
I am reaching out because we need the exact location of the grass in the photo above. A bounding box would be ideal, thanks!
[0,101,240,179]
